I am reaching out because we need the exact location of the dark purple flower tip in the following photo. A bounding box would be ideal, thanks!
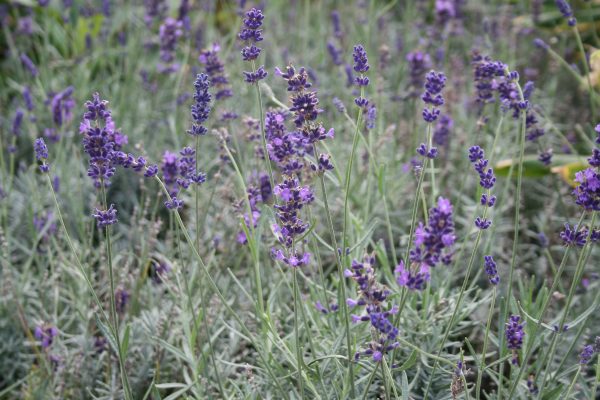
[243,8,264,30]
[352,44,370,74]
[579,345,594,365]
[241,45,262,61]
[93,204,118,229]
[568,17,577,26]
[20,53,38,77]
[165,197,184,210]
[483,255,499,285]
[538,150,553,166]
[560,223,588,247]
[12,109,24,136]
[556,0,573,18]
[468,146,484,162]
[355,76,370,86]
[533,38,549,50]
[475,217,492,230]
[424,70,447,95]
[422,108,441,123]
[506,315,525,351]
[34,324,58,348]
[573,168,600,211]
[354,97,369,108]
[144,164,158,178]
[34,138,48,161]
[243,66,268,83]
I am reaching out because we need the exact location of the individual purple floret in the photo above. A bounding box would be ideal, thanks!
[20,53,38,77]
[239,8,267,83]
[34,138,50,173]
[483,255,499,285]
[93,204,117,229]
[560,223,588,247]
[199,44,233,100]
[579,345,594,365]
[347,255,399,362]
[573,168,600,211]
[505,315,525,365]
[34,324,58,349]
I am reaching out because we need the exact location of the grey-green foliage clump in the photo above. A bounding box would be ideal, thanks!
[0,0,599,399]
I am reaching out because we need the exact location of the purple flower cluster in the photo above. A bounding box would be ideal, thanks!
[468,146,496,229]
[239,8,267,83]
[352,45,370,109]
[406,51,432,96]
[264,110,304,174]
[80,93,153,188]
[199,44,233,101]
[579,344,595,365]
[20,53,38,77]
[433,114,453,146]
[472,53,507,106]
[34,138,50,173]
[505,314,525,365]
[188,73,212,137]
[50,86,75,127]
[573,168,600,211]
[35,324,58,349]
[398,197,456,290]
[158,17,183,73]
[418,70,446,158]
[92,204,117,229]
[12,109,24,136]
[345,255,399,362]
[560,223,600,247]
[271,176,314,268]
[276,65,334,172]
[483,255,499,285]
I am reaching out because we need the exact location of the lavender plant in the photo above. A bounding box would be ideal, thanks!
[2,2,600,399]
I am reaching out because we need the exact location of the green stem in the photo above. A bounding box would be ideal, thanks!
[100,183,133,400]
[497,77,527,400]
[316,169,356,397]
[341,99,364,263]
[564,366,581,399]
[476,286,497,400]
[293,268,304,399]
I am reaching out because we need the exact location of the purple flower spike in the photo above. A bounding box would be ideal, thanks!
[239,8,267,83]
[505,315,525,365]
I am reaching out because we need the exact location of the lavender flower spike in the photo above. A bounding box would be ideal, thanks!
[34,138,50,173]
[239,8,267,83]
